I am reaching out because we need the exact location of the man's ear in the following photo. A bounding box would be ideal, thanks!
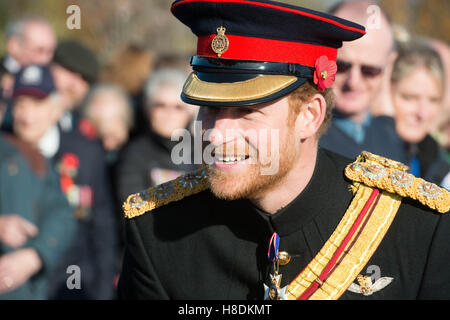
[295,93,326,140]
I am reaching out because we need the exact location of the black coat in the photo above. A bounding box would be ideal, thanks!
[47,128,118,300]
[116,130,196,202]
[118,149,450,299]
[406,135,450,187]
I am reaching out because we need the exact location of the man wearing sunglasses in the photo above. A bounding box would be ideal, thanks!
[319,0,406,163]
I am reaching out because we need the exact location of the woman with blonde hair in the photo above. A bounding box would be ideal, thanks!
[391,41,450,186]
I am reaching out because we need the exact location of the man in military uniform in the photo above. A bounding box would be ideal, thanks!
[119,0,450,300]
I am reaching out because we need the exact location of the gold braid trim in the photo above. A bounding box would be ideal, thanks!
[123,169,209,219]
[345,151,450,213]
[286,184,402,300]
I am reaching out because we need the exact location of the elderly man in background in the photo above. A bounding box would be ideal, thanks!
[319,0,406,163]
[51,40,100,133]
[1,16,57,129]
[116,67,197,203]
[81,84,135,270]
[81,84,134,155]
[11,64,117,300]
[4,16,56,71]
[0,74,75,300]
[115,67,197,251]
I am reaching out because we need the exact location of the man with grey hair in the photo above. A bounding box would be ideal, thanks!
[0,16,57,126]
[82,84,134,153]
[116,67,197,203]
[4,16,56,71]
[115,67,197,253]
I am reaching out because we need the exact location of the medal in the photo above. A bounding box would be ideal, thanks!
[264,232,288,300]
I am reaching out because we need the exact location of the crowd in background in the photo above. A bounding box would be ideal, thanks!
[0,0,449,300]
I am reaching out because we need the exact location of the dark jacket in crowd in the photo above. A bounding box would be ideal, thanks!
[405,135,450,187]
[116,129,196,203]
[46,127,118,300]
[0,134,76,300]
[320,115,407,163]
[115,129,196,249]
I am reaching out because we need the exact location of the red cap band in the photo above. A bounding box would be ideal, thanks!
[197,34,337,67]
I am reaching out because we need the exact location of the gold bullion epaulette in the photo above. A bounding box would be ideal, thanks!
[345,151,450,213]
[123,169,208,219]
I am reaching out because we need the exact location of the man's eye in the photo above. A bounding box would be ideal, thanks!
[400,94,415,101]
[240,108,255,114]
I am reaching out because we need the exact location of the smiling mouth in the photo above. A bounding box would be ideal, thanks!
[212,152,250,163]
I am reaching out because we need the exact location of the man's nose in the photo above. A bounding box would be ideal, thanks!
[349,64,365,88]
[417,99,433,122]
[205,108,239,146]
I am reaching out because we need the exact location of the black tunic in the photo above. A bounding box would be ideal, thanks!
[119,148,450,299]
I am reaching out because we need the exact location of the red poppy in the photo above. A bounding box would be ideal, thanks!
[78,119,98,140]
[60,175,74,193]
[61,153,80,170]
[313,55,337,92]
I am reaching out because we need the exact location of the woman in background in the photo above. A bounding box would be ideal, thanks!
[391,42,450,187]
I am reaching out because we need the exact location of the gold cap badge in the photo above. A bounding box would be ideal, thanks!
[211,26,229,57]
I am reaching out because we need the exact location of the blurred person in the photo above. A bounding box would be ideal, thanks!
[0,79,75,300]
[81,84,134,156]
[2,14,56,127]
[5,16,57,69]
[11,65,117,300]
[80,84,135,274]
[391,42,450,187]
[320,0,406,163]
[12,67,64,148]
[116,68,197,204]
[368,24,413,118]
[51,40,100,133]
[100,44,154,136]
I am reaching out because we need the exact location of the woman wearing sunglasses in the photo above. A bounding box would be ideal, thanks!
[391,42,450,186]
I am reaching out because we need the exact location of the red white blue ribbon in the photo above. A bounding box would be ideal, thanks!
[267,232,280,262]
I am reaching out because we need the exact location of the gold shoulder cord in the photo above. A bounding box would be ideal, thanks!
[287,184,401,299]
[345,151,449,213]
[287,151,448,300]
[123,169,209,219]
